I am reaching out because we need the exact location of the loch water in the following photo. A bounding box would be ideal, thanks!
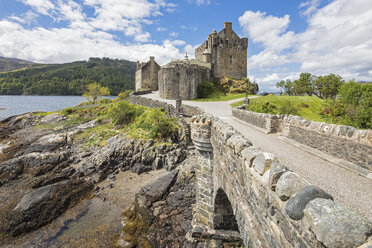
[0,95,116,120]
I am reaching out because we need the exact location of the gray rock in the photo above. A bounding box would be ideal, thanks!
[269,162,287,191]
[75,120,98,130]
[276,172,309,200]
[304,198,372,247]
[227,134,252,154]
[241,147,261,168]
[140,170,178,205]
[314,211,371,247]
[14,184,54,211]
[253,152,278,175]
[285,185,333,220]
[39,113,64,124]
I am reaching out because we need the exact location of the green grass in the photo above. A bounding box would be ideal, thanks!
[190,93,247,102]
[34,100,180,147]
[242,95,332,123]
[74,124,121,147]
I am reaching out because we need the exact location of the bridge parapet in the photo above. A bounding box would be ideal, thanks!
[191,115,372,248]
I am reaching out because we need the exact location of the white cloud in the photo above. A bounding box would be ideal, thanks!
[157,27,167,31]
[239,11,295,52]
[19,0,55,16]
[169,32,178,37]
[239,0,372,90]
[299,0,321,17]
[171,40,186,46]
[0,19,185,65]
[187,0,210,5]
[0,0,191,64]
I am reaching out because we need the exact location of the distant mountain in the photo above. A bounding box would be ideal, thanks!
[0,57,136,95]
[0,56,36,73]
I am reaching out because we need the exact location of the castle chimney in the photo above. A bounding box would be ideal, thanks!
[150,56,155,62]
[136,61,140,70]
[224,22,232,30]
[224,22,232,38]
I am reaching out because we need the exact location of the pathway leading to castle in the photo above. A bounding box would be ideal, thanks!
[143,92,372,220]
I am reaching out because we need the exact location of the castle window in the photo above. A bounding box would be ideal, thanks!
[225,40,228,45]
[230,55,233,65]
[205,41,208,49]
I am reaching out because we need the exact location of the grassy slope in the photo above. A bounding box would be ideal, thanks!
[232,95,333,123]
[35,100,179,148]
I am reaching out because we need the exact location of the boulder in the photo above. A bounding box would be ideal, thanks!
[276,172,309,200]
[285,185,333,220]
[253,152,278,175]
[3,179,93,236]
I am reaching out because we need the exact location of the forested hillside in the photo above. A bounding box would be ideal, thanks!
[0,57,35,73]
[0,57,136,95]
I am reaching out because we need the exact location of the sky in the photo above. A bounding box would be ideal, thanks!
[0,0,372,92]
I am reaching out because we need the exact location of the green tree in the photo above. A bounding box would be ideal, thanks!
[276,79,293,95]
[314,74,343,99]
[83,83,110,104]
[292,73,315,96]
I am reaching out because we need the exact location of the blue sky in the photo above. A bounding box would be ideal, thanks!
[1,0,372,91]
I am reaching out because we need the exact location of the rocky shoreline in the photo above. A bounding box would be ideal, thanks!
[0,110,242,247]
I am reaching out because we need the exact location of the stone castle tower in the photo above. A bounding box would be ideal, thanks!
[135,56,160,91]
[195,22,248,80]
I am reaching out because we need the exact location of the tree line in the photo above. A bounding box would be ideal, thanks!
[276,73,371,129]
[0,57,136,95]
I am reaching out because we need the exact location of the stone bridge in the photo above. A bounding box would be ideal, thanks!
[189,115,371,248]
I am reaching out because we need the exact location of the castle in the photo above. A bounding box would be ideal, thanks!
[135,22,248,100]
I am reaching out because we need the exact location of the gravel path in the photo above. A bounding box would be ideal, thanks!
[144,92,372,220]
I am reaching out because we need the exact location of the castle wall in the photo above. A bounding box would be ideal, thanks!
[135,57,160,91]
[158,63,210,100]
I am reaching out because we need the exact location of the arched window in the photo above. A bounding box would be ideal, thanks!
[214,188,239,231]
[230,55,233,65]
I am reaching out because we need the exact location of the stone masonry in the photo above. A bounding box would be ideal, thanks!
[135,56,160,91]
[195,22,248,80]
[190,115,371,248]
[129,93,372,248]
[232,107,372,171]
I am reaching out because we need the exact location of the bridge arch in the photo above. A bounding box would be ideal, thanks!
[213,187,239,231]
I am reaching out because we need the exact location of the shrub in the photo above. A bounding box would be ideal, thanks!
[108,101,144,126]
[133,109,179,139]
[278,100,298,115]
[321,82,371,129]
[97,98,112,104]
[198,81,218,98]
[246,101,278,114]
[118,90,133,100]
[61,107,75,116]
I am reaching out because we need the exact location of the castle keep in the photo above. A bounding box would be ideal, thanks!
[195,22,248,80]
[135,22,248,100]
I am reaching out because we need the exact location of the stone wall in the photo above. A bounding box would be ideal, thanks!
[233,107,372,171]
[232,107,282,133]
[129,92,204,117]
[190,115,371,248]
[282,115,372,171]
[158,62,211,100]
